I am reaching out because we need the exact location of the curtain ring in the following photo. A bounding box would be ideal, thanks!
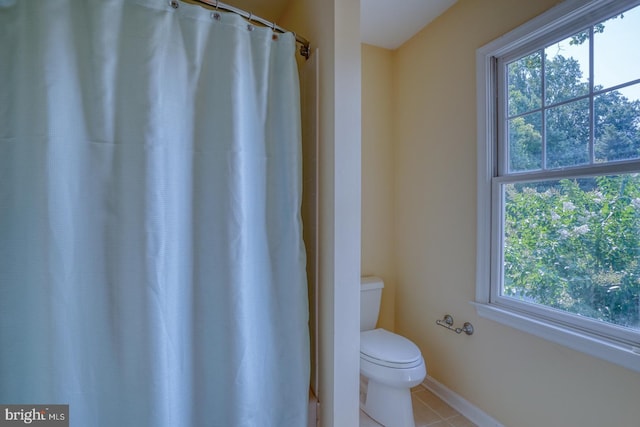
[215,0,218,9]
[248,12,252,22]
[272,21,276,31]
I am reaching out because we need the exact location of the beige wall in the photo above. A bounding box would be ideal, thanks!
[361,43,395,331]
[384,0,640,426]
[281,1,362,426]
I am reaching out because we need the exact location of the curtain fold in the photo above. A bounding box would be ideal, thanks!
[0,1,309,426]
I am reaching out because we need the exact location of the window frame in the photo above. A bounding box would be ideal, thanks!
[476,0,640,373]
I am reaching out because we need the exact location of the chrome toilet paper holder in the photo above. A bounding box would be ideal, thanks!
[436,314,474,336]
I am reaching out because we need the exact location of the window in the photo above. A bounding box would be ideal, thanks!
[477,0,640,372]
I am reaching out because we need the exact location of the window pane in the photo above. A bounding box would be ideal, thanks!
[503,175,640,331]
[545,99,590,168]
[545,32,590,106]
[595,84,640,163]
[508,51,541,117]
[508,113,541,172]
[594,5,640,92]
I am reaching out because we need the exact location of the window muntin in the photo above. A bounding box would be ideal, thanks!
[493,2,640,348]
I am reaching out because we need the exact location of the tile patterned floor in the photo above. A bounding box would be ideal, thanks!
[360,384,477,427]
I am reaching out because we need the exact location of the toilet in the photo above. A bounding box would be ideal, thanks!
[360,276,426,427]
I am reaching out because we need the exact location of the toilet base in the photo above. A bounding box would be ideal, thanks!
[362,379,415,427]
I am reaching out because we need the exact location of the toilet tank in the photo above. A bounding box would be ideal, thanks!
[360,276,384,331]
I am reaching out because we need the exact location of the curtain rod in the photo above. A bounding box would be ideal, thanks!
[186,0,310,59]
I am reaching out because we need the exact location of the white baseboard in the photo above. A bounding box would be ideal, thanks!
[422,376,504,427]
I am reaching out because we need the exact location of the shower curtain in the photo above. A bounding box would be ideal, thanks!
[0,1,309,426]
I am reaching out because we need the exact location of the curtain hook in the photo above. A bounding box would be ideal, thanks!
[215,0,219,9]
[272,21,276,32]
[246,13,254,31]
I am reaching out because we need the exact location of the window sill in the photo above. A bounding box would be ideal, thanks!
[472,302,640,373]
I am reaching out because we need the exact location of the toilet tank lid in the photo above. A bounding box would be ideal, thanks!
[361,276,384,290]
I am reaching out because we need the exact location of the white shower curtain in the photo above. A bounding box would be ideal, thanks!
[0,1,309,426]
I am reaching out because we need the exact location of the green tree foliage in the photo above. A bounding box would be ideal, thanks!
[504,30,640,330]
[505,177,640,328]
[507,43,640,171]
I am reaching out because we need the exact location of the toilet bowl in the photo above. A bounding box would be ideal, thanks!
[360,277,427,427]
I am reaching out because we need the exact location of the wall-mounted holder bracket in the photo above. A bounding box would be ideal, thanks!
[436,314,474,336]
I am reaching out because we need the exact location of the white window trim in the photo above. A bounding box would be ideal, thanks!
[476,0,640,373]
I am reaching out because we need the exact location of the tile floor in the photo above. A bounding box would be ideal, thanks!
[360,383,477,427]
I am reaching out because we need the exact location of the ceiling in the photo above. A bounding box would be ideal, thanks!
[361,0,457,49]
[216,0,457,50]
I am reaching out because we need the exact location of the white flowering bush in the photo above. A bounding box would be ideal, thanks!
[504,176,640,329]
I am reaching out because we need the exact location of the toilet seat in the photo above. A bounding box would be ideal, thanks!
[360,328,422,368]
